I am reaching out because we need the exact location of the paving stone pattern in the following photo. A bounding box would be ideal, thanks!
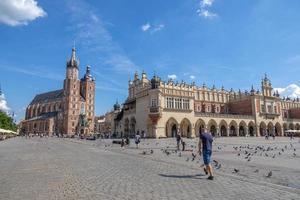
[0,137,299,200]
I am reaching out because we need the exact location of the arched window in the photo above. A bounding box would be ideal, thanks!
[80,103,85,114]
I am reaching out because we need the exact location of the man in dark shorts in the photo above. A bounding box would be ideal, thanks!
[176,132,181,150]
[198,128,214,180]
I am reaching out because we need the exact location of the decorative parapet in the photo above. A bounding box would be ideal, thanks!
[194,112,254,120]
[283,118,300,123]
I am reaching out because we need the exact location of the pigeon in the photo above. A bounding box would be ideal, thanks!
[186,158,190,162]
[192,153,196,161]
[150,149,154,154]
[178,152,182,157]
[266,171,272,178]
[213,159,219,165]
[233,168,239,173]
[142,151,147,155]
[237,153,241,156]
[294,148,296,152]
[272,154,276,158]
[293,152,296,157]
[247,157,251,162]
[278,152,281,155]
[216,164,221,169]
[254,169,259,173]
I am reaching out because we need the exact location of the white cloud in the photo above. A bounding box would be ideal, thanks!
[197,9,217,19]
[152,24,165,33]
[67,0,138,73]
[168,74,177,80]
[201,0,214,7]
[141,23,151,32]
[0,65,64,81]
[0,0,46,26]
[141,22,165,33]
[274,84,300,98]
[197,0,217,19]
[0,92,10,112]
[190,75,196,80]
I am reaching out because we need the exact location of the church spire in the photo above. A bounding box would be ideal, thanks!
[67,46,79,68]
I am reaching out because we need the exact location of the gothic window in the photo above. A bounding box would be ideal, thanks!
[81,103,85,114]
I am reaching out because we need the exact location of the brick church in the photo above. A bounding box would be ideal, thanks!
[20,47,95,136]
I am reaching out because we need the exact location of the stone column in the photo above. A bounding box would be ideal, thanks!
[191,123,196,138]
[256,126,260,137]
[237,126,240,137]
[245,126,248,137]
[227,126,230,137]
[216,127,220,137]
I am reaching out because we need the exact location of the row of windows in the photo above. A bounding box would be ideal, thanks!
[166,97,190,110]
[165,89,192,97]
[195,92,228,103]
[195,104,223,113]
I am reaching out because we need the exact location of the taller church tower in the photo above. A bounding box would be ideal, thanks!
[63,47,81,135]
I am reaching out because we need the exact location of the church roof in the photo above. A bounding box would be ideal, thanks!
[30,89,64,105]
[26,111,59,121]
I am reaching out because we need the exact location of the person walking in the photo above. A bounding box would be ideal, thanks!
[198,128,214,180]
[176,132,182,151]
[135,132,141,149]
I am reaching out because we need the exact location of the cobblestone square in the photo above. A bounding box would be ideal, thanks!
[0,137,299,200]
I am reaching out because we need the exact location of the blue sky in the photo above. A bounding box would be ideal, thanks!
[1,0,300,121]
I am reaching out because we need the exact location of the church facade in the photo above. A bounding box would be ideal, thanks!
[112,72,300,138]
[20,48,95,136]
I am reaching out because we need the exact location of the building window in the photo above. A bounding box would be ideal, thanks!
[261,104,265,113]
[183,99,189,110]
[151,98,157,107]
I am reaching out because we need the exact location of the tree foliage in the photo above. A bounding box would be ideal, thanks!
[0,111,17,132]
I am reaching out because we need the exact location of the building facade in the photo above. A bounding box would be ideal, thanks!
[113,72,300,138]
[20,48,95,136]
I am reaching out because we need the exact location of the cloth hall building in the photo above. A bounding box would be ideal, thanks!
[20,48,95,136]
[112,72,300,138]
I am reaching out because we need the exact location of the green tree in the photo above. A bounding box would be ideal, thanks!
[0,111,17,132]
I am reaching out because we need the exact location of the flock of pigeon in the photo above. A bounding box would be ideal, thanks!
[136,140,298,179]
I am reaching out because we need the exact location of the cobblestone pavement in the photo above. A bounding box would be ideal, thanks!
[0,137,299,200]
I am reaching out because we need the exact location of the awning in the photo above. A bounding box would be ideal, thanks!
[0,128,17,135]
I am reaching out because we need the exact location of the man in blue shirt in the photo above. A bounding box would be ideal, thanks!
[198,128,214,180]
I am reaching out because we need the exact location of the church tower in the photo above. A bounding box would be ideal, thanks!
[63,47,81,135]
[79,65,96,134]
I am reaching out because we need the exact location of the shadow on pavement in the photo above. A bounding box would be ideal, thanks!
[158,173,206,179]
